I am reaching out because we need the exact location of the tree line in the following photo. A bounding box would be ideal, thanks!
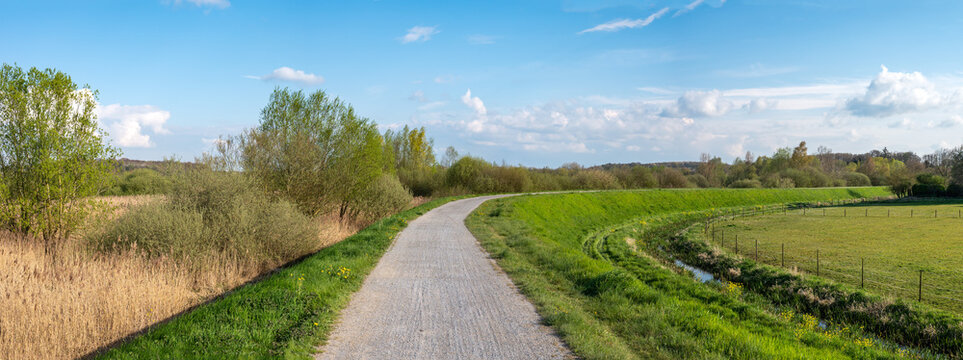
[3,63,963,246]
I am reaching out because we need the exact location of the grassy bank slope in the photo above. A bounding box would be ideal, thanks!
[95,197,463,359]
[466,188,913,360]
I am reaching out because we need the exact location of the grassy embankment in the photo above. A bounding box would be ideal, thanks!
[702,200,963,314]
[466,188,940,359]
[94,196,462,359]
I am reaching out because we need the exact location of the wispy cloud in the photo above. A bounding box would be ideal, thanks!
[168,0,230,10]
[468,34,496,45]
[245,67,325,85]
[579,7,669,34]
[714,63,799,78]
[673,0,704,17]
[401,26,439,43]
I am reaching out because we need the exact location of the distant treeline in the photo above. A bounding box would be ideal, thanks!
[373,137,963,198]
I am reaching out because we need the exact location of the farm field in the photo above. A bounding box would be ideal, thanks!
[700,201,963,314]
[465,188,939,359]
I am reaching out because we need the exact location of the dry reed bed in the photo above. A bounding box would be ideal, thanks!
[0,195,361,360]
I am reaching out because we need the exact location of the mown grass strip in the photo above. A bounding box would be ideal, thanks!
[96,196,464,359]
[467,188,915,359]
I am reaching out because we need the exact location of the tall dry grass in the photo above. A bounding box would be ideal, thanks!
[0,195,363,360]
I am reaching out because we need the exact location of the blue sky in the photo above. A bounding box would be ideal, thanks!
[3,0,963,166]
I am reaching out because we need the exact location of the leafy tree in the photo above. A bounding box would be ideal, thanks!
[243,88,386,218]
[0,64,118,242]
[384,126,439,196]
[790,141,813,169]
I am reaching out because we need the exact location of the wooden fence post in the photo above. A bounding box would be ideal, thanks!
[860,258,864,289]
[754,239,758,261]
[781,243,785,267]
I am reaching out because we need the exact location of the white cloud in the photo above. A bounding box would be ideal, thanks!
[662,89,733,117]
[418,101,446,111]
[887,118,912,129]
[401,26,439,43]
[673,0,704,17]
[169,0,230,9]
[96,104,171,148]
[247,67,324,85]
[468,35,496,45]
[637,87,675,95]
[461,89,487,116]
[742,98,777,113]
[579,7,669,34]
[846,65,943,117]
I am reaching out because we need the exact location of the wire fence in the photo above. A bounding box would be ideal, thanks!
[702,197,963,313]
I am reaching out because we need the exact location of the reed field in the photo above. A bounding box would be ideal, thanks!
[0,196,361,360]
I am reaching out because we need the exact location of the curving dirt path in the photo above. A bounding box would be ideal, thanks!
[316,195,571,360]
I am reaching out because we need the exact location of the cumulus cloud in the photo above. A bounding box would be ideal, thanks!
[461,89,487,116]
[742,98,777,113]
[579,7,669,34]
[662,89,733,118]
[246,67,325,85]
[845,65,943,117]
[96,104,171,148]
[401,26,439,43]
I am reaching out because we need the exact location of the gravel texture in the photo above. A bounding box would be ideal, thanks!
[316,195,571,360]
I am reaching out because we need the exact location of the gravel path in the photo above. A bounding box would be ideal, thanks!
[316,195,571,360]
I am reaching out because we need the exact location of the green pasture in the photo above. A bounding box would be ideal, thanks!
[702,200,963,314]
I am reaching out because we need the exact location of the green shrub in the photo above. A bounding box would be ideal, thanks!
[573,169,622,190]
[89,167,317,267]
[687,174,710,188]
[728,179,762,188]
[844,172,872,186]
[350,174,413,224]
[656,167,691,188]
[105,168,172,196]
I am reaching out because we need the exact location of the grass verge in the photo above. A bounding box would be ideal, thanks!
[466,188,927,359]
[93,196,464,359]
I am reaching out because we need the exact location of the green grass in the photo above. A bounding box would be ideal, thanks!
[95,196,464,359]
[701,200,963,314]
[466,187,918,359]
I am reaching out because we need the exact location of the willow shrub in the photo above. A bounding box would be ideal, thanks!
[88,166,316,268]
